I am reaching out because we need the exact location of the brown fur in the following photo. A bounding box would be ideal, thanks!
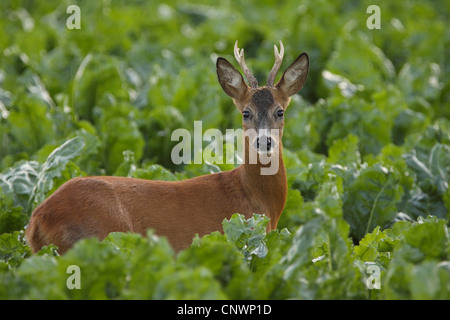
[26,46,309,254]
[27,153,286,253]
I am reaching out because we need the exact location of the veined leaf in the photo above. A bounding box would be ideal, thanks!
[28,136,85,212]
[223,214,270,266]
[343,164,403,241]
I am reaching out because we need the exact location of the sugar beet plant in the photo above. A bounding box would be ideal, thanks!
[0,0,450,299]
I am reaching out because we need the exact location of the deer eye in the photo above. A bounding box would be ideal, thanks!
[242,110,251,119]
[277,109,284,118]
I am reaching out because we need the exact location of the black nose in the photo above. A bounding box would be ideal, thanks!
[257,136,272,151]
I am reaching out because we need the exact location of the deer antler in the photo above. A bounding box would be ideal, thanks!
[234,41,258,89]
[266,40,284,87]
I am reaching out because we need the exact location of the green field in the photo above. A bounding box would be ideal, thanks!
[0,0,449,299]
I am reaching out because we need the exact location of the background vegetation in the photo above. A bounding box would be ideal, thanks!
[0,0,449,299]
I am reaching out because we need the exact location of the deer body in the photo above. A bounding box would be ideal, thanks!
[27,152,286,253]
[26,41,309,254]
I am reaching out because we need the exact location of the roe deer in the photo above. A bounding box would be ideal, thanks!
[26,41,309,254]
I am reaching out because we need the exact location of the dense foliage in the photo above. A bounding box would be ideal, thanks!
[0,0,449,299]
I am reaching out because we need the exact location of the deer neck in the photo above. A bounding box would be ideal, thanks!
[236,140,287,228]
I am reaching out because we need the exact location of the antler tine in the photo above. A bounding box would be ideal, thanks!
[267,40,284,87]
[234,41,258,89]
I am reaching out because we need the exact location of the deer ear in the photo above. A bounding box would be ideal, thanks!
[276,52,309,97]
[216,57,248,100]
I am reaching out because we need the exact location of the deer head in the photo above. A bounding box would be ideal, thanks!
[216,41,309,157]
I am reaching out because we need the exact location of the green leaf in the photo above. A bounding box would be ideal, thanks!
[410,261,450,300]
[112,230,175,299]
[0,206,26,234]
[28,136,85,212]
[97,103,144,174]
[354,226,396,267]
[383,217,450,299]
[7,93,56,154]
[14,253,64,299]
[428,143,450,196]
[326,32,395,91]
[0,231,31,269]
[276,188,304,230]
[223,214,269,264]
[58,237,127,300]
[113,150,137,177]
[282,217,324,280]
[132,163,178,181]
[177,231,251,299]
[0,160,40,209]
[327,133,361,167]
[397,62,443,102]
[343,163,403,241]
[444,188,450,220]
[153,267,227,299]
[402,216,448,261]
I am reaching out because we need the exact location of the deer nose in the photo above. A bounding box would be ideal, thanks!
[256,136,272,151]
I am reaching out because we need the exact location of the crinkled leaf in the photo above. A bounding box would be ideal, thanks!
[28,136,85,212]
[0,231,31,269]
[343,163,403,241]
[223,213,269,263]
[0,160,40,209]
